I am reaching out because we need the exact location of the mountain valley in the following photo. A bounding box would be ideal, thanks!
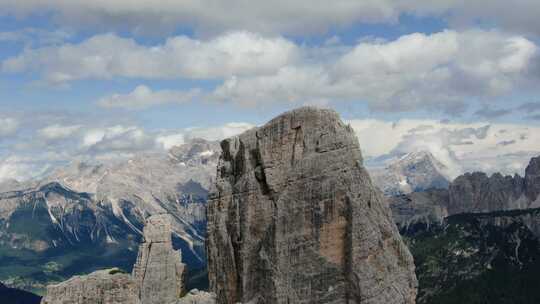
[0,139,221,293]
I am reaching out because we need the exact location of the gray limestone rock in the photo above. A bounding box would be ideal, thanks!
[207,107,417,304]
[132,214,187,304]
[40,213,189,304]
[176,289,217,304]
[40,268,140,304]
[525,156,540,203]
[448,172,526,214]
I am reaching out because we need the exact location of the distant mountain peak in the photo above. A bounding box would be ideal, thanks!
[168,138,220,165]
[525,155,540,202]
[370,150,450,195]
[392,151,447,170]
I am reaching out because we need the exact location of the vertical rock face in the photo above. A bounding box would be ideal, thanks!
[448,172,526,214]
[40,269,140,304]
[132,214,187,304]
[207,107,417,304]
[525,156,540,203]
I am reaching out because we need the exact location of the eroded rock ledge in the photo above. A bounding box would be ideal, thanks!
[207,107,418,304]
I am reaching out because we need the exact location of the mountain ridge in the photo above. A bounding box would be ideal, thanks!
[390,155,540,229]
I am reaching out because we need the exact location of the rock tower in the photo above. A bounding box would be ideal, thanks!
[207,107,418,304]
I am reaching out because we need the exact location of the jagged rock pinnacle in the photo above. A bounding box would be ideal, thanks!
[132,214,187,304]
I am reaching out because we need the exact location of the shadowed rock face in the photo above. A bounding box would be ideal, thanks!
[525,156,540,203]
[207,107,417,304]
[447,156,540,215]
[0,282,41,304]
[448,172,527,215]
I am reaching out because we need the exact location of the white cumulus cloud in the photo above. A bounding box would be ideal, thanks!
[349,118,540,177]
[98,85,201,109]
[4,29,538,114]
[212,30,538,113]
[0,117,19,136]
[156,133,185,150]
[0,0,405,35]
[3,1,540,37]
[38,124,81,140]
[2,31,299,84]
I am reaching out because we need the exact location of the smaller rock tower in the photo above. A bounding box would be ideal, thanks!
[132,214,188,304]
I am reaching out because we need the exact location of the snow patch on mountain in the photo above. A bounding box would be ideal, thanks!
[368,150,451,195]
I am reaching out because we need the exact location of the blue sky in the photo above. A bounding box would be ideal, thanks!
[1,1,540,181]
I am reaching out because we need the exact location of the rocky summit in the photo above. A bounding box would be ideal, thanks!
[207,107,418,304]
[369,151,450,196]
[525,156,540,203]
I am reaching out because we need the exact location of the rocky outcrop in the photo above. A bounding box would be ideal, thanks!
[207,107,417,304]
[40,269,140,304]
[525,156,540,203]
[132,214,187,304]
[176,289,217,304]
[41,214,193,304]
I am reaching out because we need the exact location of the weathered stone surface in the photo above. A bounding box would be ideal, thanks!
[448,172,526,214]
[40,269,140,304]
[132,214,187,304]
[525,156,540,203]
[207,107,417,304]
[176,289,217,304]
